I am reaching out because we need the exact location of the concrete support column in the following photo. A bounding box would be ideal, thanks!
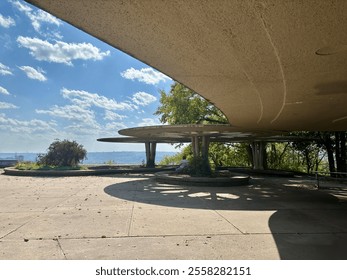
[149,142,157,168]
[144,142,156,168]
[145,142,150,166]
[191,136,200,157]
[252,141,265,170]
[201,136,210,160]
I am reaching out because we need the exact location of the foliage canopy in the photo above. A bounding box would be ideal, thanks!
[37,139,87,167]
[156,82,346,176]
[155,82,228,125]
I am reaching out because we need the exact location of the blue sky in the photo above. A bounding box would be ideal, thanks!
[0,0,176,153]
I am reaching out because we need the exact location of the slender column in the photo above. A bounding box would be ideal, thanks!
[201,136,210,160]
[192,136,200,157]
[252,141,265,170]
[149,142,157,168]
[145,142,151,167]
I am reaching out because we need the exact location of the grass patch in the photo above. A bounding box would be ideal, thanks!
[15,161,88,171]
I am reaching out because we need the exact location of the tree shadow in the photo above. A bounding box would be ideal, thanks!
[104,176,347,259]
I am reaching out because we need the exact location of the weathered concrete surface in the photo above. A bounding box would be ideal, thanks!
[1,169,347,259]
[25,0,347,131]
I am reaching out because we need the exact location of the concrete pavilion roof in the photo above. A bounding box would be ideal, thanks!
[97,136,192,144]
[26,0,347,131]
[118,124,278,142]
[99,124,318,144]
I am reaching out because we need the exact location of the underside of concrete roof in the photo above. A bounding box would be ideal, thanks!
[26,0,347,131]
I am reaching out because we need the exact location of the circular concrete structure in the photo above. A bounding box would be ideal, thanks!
[119,124,276,141]
[155,171,250,187]
[3,166,175,177]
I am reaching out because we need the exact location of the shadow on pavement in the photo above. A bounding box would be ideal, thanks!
[104,176,347,259]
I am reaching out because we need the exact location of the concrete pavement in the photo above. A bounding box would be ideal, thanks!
[1,170,347,259]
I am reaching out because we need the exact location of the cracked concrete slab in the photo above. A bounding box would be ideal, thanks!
[1,171,347,259]
[0,239,65,260]
[3,209,133,240]
[216,209,344,234]
[129,208,241,236]
[0,212,40,238]
[59,234,281,260]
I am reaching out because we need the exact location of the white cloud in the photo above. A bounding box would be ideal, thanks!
[30,10,61,32]
[11,0,32,13]
[121,67,171,85]
[0,86,10,95]
[65,123,102,136]
[0,113,57,134]
[131,91,157,106]
[0,13,15,28]
[137,118,160,127]
[35,103,105,138]
[35,88,136,138]
[36,104,96,123]
[0,63,13,76]
[18,66,47,81]
[105,122,127,131]
[104,110,127,121]
[0,102,18,109]
[17,36,110,66]
[61,88,133,111]
[11,0,60,34]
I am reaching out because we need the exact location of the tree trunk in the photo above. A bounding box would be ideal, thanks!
[341,132,347,175]
[323,134,336,177]
[335,131,347,176]
[246,143,253,168]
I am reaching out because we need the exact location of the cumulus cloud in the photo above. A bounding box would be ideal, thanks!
[121,67,171,85]
[0,113,57,134]
[104,110,127,121]
[131,92,157,106]
[0,86,10,95]
[11,0,61,35]
[10,0,32,13]
[17,36,110,66]
[0,13,15,28]
[105,122,127,131]
[36,104,96,123]
[137,118,160,127]
[0,63,13,76]
[35,103,106,137]
[18,66,47,81]
[35,88,136,137]
[61,88,133,111]
[0,102,18,109]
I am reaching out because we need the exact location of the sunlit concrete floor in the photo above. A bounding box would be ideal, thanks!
[1,170,347,260]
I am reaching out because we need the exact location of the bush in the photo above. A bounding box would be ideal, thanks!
[37,139,87,167]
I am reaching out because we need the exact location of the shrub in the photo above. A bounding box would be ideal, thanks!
[15,161,41,170]
[37,139,87,167]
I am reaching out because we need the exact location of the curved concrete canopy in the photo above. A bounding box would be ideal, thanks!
[26,0,347,131]
[118,124,276,141]
[97,136,191,144]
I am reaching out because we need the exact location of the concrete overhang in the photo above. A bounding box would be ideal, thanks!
[99,125,319,144]
[97,136,192,144]
[26,0,347,131]
[119,124,277,142]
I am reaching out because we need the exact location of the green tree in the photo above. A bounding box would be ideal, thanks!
[156,82,253,169]
[38,139,87,167]
[289,131,347,176]
[155,82,227,124]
